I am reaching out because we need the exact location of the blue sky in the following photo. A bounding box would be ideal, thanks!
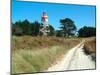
[12,0,96,30]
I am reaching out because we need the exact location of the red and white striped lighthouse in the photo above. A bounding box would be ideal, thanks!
[40,12,50,35]
[41,12,48,22]
[41,12,48,26]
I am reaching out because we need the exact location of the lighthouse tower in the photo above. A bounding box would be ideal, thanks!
[41,12,50,36]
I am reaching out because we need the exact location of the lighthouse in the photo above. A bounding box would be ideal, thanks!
[40,12,50,36]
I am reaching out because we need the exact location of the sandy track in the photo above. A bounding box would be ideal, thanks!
[46,42,95,71]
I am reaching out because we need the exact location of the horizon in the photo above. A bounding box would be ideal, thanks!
[12,0,96,30]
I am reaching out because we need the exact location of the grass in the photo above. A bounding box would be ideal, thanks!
[12,36,82,51]
[83,37,96,61]
[12,36,81,74]
[12,46,67,73]
[83,37,96,54]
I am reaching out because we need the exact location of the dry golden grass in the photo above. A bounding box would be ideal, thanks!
[12,36,82,74]
[83,37,96,54]
[12,36,81,51]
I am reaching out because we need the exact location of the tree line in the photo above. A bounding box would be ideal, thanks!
[12,18,96,37]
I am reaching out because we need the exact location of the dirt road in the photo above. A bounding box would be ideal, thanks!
[47,42,95,71]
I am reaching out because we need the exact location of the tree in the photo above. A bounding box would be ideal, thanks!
[78,26,96,37]
[13,20,31,35]
[12,23,15,35]
[12,20,55,36]
[31,21,40,36]
[60,18,77,37]
[56,30,63,37]
[12,21,23,36]
[21,20,31,35]
[48,25,55,36]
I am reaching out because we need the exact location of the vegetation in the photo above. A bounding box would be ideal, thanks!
[12,36,81,74]
[12,18,96,38]
[83,37,96,54]
[12,20,55,36]
[12,36,81,50]
[83,37,96,60]
[78,26,96,37]
[59,18,77,37]
[12,17,96,74]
